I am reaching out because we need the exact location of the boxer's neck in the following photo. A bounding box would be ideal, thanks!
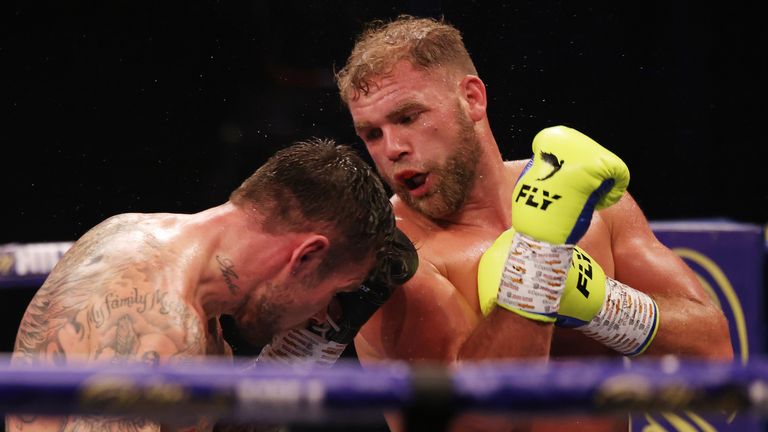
[186,203,296,318]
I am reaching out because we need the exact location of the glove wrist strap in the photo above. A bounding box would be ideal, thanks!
[580,278,660,356]
[496,232,572,322]
[256,324,347,368]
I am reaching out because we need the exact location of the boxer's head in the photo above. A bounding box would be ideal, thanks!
[232,138,394,270]
[336,16,485,219]
[229,139,393,343]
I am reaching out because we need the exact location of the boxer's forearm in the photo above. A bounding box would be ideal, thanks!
[458,308,553,361]
[643,296,733,360]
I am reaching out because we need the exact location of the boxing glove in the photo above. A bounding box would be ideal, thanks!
[255,227,418,367]
[495,126,630,322]
[556,247,607,328]
[479,228,659,356]
[558,247,659,356]
[511,125,630,245]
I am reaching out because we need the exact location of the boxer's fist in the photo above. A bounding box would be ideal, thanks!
[325,227,418,344]
[477,228,514,316]
[478,230,658,354]
[477,229,605,320]
[477,229,602,322]
[512,126,629,245]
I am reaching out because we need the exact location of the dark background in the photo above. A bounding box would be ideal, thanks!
[4,0,766,245]
[1,0,766,429]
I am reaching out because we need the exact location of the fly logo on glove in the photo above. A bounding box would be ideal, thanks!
[536,152,564,180]
[514,184,562,210]
[496,126,630,322]
[479,232,659,356]
[573,248,594,298]
[511,126,629,246]
[514,151,565,210]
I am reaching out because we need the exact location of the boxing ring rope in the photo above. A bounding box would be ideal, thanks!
[0,357,765,425]
[1,226,765,429]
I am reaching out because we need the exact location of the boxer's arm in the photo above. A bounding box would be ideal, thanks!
[602,193,733,359]
[9,276,209,431]
[355,259,478,363]
[354,263,471,432]
[356,255,556,362]
[355,263,547,432]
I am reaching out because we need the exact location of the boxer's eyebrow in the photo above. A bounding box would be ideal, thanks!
[353,102,427,133]
[386,101,426,122]
[354,121,372,135]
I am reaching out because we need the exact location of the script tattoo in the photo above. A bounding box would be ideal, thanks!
[8,214,207,432]
[60,416,156,431]
[86,288,191,329]
[216,255,241,295]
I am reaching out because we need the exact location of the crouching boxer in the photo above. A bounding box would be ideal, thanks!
[7,138,396,432]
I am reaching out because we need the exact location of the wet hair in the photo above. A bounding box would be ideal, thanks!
[230,138,395,274]
[335,15,478,104]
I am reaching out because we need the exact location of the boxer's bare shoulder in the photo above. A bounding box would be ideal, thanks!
[12,213,207,366]
[354,198,479,362]
[503,159,528,178]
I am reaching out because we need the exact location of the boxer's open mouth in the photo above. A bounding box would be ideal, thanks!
[404,173,427,190]
[397,171,428,191]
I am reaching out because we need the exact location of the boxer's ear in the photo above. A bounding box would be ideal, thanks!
[289,234,329,276]
[459,75,487,122]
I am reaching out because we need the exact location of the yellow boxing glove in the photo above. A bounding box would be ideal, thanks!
[511,125,629,245]
[557,247,607,328]
[479,228,605,318]
[495,126,629,322]
[479,228,659,356]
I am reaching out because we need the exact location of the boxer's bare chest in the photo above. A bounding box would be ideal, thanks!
[417,215,613,316]
[419,226,503,314]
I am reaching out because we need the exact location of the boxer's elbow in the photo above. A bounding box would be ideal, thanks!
[706,308,735,361]
[686,297,734,361]
[651,296,734,360]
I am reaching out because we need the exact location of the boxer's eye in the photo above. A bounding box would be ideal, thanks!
[365,128,382,141]
[399,113,417,125]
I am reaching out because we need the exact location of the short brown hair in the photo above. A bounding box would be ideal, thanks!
[230,138,394,273]
[335,15,478,104]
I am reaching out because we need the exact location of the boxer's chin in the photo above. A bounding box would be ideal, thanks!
[396,179,468,220]
[234,294,285,347]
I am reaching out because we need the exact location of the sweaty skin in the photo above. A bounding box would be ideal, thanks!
[8,206,368,432]
[9,214,218,432]
[349,60,732,432]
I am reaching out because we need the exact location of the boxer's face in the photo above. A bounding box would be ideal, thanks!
[349,60,481,219]
[233,261,369,346]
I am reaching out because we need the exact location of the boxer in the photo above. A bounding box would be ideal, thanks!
[335,15,732,431]
[7,138,396,432]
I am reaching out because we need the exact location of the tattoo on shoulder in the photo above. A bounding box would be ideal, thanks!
[16,286,205,365]
[61,415,157,431]
[216,255,240,295]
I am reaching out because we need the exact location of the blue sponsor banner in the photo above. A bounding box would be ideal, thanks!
[0,242,73,288]
[629,220,766,432]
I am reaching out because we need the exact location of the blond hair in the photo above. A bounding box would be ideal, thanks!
[335,15,478,104]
